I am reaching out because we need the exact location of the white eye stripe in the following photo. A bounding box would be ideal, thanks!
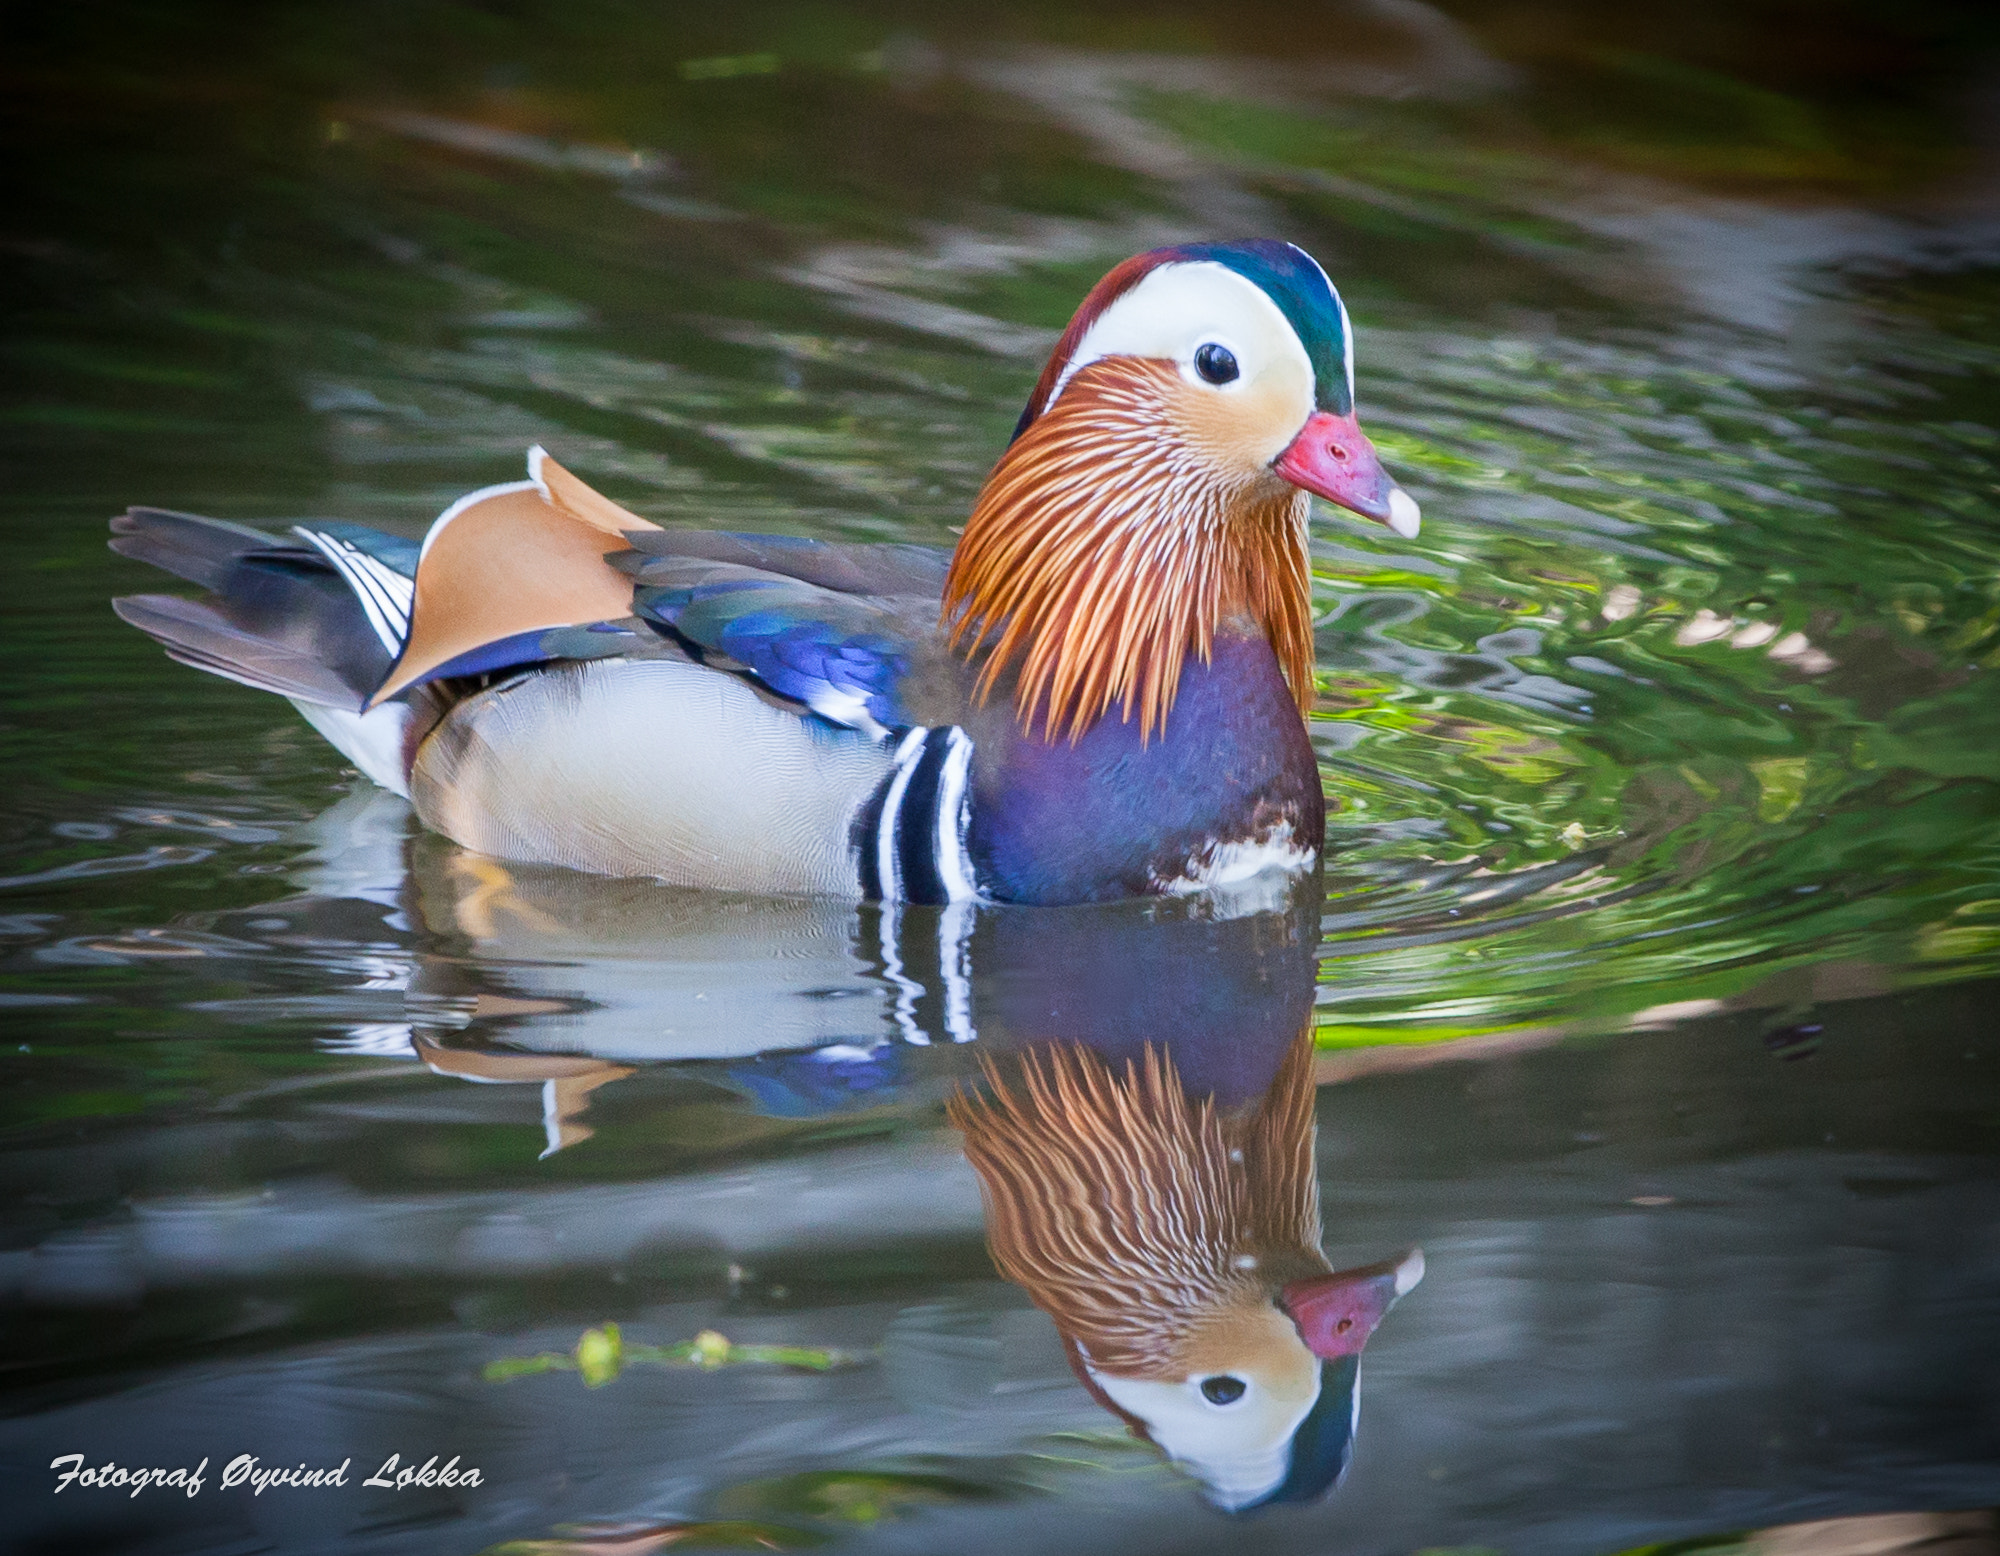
[1045,261,1312,416]
[1337,290,1355,403]
[1284,242,1352,403]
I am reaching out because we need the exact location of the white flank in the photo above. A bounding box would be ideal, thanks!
[412,658,895,897]
[291,699,413,798]
[1158,819,1316,897]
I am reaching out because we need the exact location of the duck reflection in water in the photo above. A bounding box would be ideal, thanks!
[951,1028,1422,1511]
[225,787,1429,1505]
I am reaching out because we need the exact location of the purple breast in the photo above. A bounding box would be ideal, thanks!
[967,628,1323,905]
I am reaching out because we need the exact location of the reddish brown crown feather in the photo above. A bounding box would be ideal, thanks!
[1011,250,1164,438]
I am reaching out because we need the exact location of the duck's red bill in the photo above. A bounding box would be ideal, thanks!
[1274,411,1420,538]
[1282,1247,1425,1360]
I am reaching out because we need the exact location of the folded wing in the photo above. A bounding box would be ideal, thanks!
[372,449,952,739]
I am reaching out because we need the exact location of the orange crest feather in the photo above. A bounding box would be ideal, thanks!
[942,360,1316,744]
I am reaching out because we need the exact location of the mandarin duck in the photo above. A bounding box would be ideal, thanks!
[110,241,1419,905]
[950,1031,1422,1510]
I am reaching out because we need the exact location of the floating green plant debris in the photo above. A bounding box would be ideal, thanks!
[1030,1430,1158,1454]
[717,1469,1012,1527]
[1019,1431,1169,1478]
[484,1325,864,1387]
[679,52,780,81]
[716,1446,1155,1530]
[481,1518,827,1554]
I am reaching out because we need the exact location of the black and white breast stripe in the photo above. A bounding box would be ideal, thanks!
[293,528,415,654]
[854,726,979,904]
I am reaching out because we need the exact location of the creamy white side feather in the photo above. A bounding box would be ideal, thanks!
[291,701,415,799]
[408,657,896,895]
[1155,818,1316,897]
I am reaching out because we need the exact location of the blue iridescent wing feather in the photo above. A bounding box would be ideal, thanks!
[269,518,947,730]
[627,559,925,734]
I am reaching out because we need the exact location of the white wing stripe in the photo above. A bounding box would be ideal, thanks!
[874,727,928,903]
[292,527,414,655]
[316,541,398,652]
[335,548,405,645]
[934,727,979,903]
[353,551,414,629]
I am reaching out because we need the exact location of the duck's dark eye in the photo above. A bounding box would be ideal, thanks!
[1199,1375,1247,1405]
[1194,342,1239,385]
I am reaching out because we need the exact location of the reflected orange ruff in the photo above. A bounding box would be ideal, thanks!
[949,1034,1325,1380]
[942,358,1315,745]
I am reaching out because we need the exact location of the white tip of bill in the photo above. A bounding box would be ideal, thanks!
[1394,1246,1427,1297]
[1387,487,1422,539]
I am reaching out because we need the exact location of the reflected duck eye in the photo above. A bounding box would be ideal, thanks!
[1199,1375,1248,1405]
[1194,343,1239,385]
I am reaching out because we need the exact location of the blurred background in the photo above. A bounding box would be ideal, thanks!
[2,3,1999,1553]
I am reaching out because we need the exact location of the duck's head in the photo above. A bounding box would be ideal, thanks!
[948,1032,1423,1512]
[1015,240,1417,535]
[944,240,1418,744]
[1089,1246,1424,1510]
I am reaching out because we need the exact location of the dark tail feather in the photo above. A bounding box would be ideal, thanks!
[110,507,298,590]
[110,507,394,708]
[113,594,363,709]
